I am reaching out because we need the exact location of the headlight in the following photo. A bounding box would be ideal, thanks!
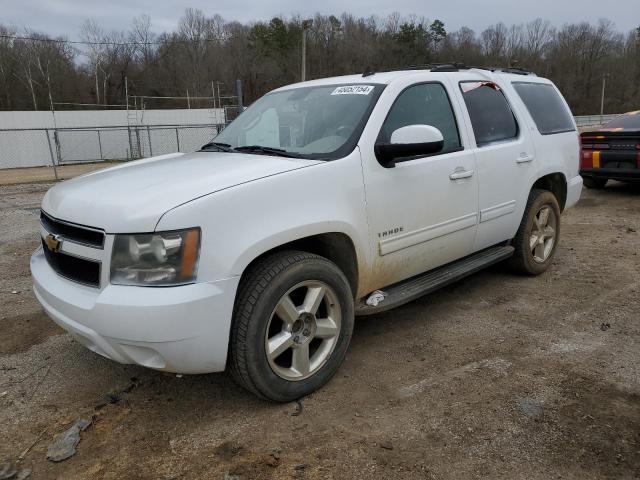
[110,228,200,286]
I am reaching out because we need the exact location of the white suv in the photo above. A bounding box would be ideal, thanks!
[31,65,582,401]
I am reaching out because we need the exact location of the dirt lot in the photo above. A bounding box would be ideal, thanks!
[0,181,639,480]
[0,162,119,186]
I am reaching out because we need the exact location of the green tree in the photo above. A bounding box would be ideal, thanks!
[429,19,447,50]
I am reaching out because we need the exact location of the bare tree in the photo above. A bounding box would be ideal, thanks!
[481,23,509,63]
[0,14,637,114]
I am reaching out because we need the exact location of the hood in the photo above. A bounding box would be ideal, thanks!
[42,151,320,232]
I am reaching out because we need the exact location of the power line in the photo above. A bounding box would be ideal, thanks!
[0,33,220,46]
[53,102,126,107]
[129,95,218,100]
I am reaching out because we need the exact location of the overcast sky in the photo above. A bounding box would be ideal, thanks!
[3,0,639,38]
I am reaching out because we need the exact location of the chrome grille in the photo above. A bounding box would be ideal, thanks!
[40,211,105,249]
[41,239,101,287]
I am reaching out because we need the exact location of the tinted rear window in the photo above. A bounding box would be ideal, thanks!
[512,82,575,135]
[460,82,518,147]
[603,114,640,130]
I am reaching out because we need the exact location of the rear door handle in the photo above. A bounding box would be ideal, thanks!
[516,153,534,163]
[449,169,474,180]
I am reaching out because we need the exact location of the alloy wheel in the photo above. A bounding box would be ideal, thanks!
[265,280,341,381]
[530,205,557,263]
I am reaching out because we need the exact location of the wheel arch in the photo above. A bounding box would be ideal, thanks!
[237,232,360,299]
[531,172,567,211]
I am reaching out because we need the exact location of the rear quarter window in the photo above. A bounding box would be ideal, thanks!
[512,82,575,135]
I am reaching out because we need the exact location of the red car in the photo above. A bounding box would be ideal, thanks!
[580,110,640,188]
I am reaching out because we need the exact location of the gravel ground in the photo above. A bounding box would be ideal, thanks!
[0,163,119,186]
[0,181,639,480]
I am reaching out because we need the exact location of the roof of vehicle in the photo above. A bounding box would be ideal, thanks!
[275,66,551,92]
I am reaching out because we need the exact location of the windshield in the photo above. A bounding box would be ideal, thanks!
[207,83,384,159]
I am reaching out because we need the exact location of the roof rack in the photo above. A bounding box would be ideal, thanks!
[362,63,462,76]
[362,66,376,77]
[362,63,536,77]
[490,67,535,76]
[400,63,468,72]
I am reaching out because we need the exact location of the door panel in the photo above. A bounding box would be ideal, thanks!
[379,211,478,256]
[363,150,478,289]
[360,81,479,291]
[472,138,537,250]
[456,80,538,251]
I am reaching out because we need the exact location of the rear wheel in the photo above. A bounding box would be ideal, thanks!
[229,251,354,402]
[511,189,561,275]
[583,177,607,189]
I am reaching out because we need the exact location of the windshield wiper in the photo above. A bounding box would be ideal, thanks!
[200,141,234,152]
[233,145,304,158]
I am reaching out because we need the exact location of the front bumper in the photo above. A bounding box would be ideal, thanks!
[31,247,239,374]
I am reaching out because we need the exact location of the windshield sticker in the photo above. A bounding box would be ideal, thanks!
[331,85,374,96]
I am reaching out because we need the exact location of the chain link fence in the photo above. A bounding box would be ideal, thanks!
[0,123,225,169]
[573,114,619,128]
[55,124,224,164]
[0,128,57,169]
[0,112,623,170]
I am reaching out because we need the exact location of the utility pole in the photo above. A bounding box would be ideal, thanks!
[600,73,608,119]
[301,19,312,81]
[236,79,243,112]
[95,68,100,105]
[47,80,59,180]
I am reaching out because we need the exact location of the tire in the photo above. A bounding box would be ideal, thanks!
[228,250,354,402]
[583,177,607,189]
[511,189,561,275]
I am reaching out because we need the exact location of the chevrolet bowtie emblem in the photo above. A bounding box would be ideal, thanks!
[45,233,62,253]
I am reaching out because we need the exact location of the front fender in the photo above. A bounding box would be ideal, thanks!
[155,151,372,291]
[224,221,363,279]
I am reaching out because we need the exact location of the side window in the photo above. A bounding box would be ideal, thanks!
[379,83,461,154]
[460,82,518,147]
[512,82,575,135]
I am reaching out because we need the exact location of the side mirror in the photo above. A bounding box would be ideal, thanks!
[375,125,445,167]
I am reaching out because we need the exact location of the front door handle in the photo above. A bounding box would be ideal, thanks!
[449,169,474,180]
[516,153,534,163]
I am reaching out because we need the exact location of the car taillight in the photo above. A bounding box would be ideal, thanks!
[580,135,590,168]
[579,135,608,168]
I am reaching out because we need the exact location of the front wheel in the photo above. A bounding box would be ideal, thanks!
[228,251,354,402]
[511,189,561,275]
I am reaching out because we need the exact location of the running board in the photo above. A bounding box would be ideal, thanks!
[356,245,514,316]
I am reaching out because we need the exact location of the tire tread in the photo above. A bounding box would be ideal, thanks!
[511,188,560,275]
[228,250,328,400]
